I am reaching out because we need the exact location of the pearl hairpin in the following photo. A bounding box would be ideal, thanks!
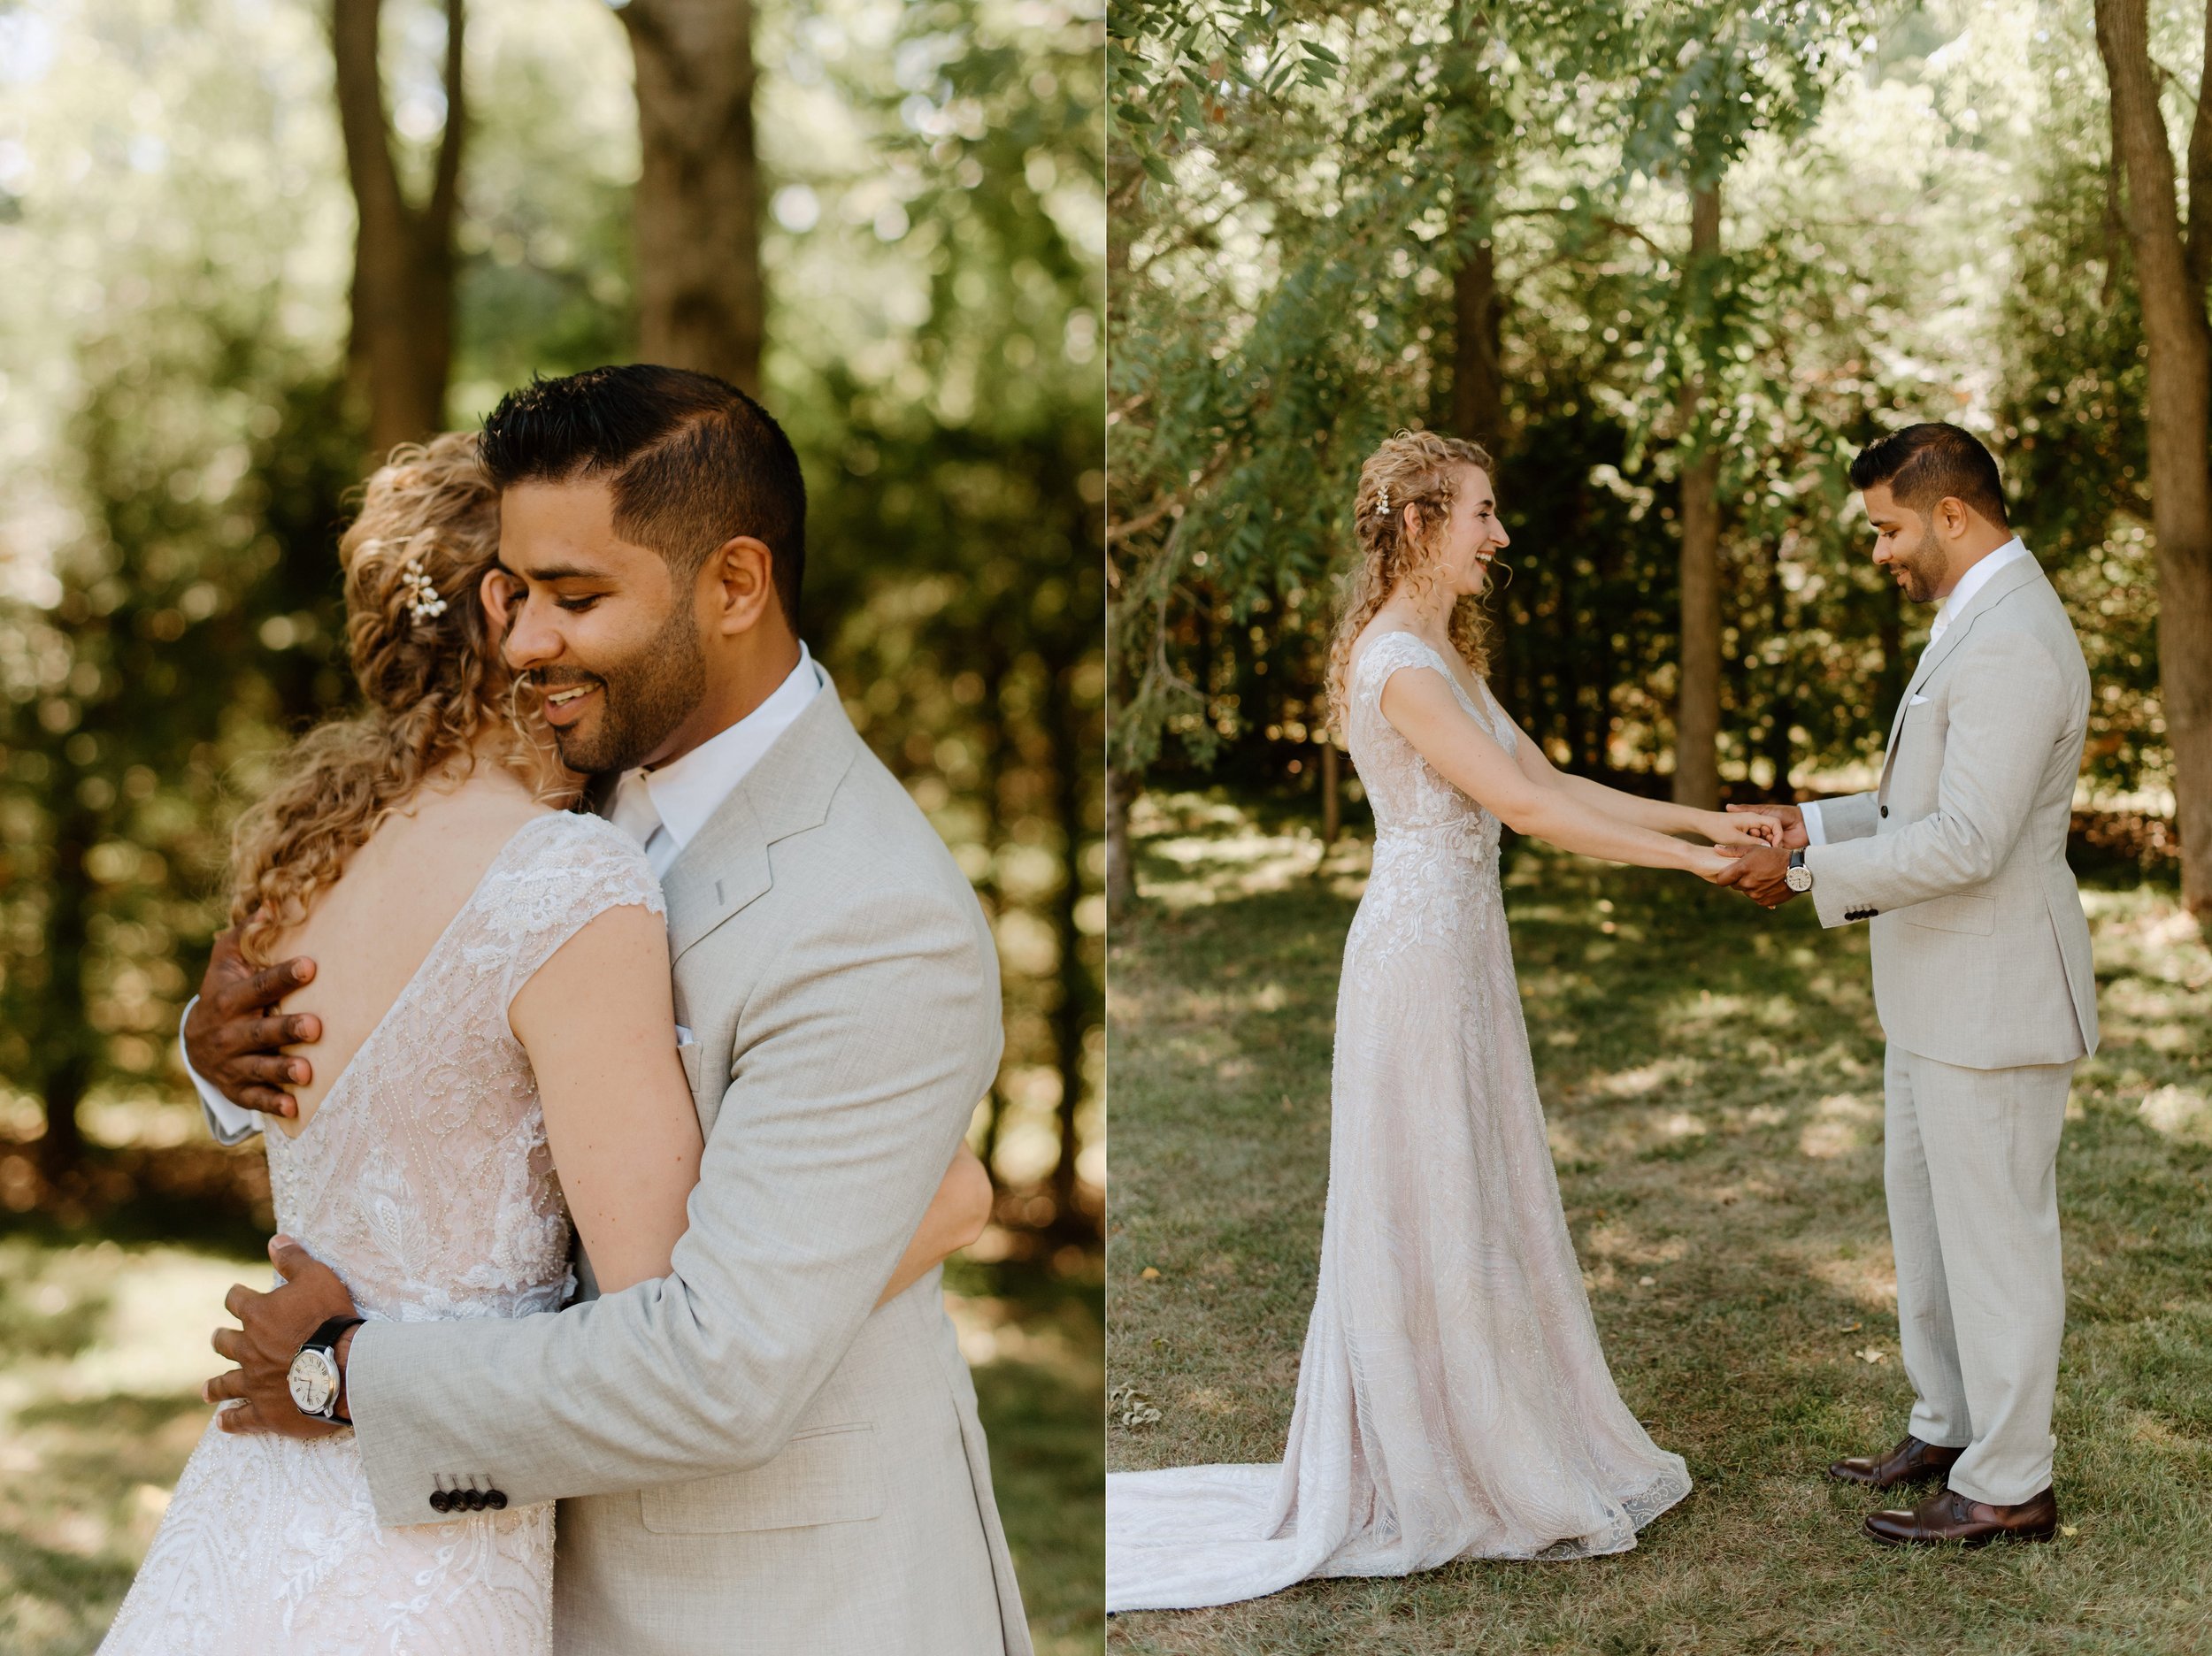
[400,556,449,622]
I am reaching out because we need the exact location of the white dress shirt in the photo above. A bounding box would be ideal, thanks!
[185,645,825,1138]
[1802,537,2031,846]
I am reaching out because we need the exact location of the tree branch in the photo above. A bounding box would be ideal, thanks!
[2182,2,2212,290]
[331,0,406,241]
[427,0,466,239]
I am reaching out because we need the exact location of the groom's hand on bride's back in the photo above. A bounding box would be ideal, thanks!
[184,931,323,1118]
[204,1236,358,1440]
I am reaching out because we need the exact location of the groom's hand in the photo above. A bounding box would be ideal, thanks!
[1713,845,1798,909]
[204,1236,357,1439]
[183,931,322,1118]
[1728,801,1808,849]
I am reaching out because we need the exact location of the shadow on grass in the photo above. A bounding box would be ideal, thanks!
[950,1254,1107,1656]
[1108,791,2212,1656]
[0,1191,1102,1656]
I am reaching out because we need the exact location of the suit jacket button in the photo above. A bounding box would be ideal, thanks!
[429,1491,451,1513]
[471,1490,490,1511]
[1879,806,1888,817]
[486,1490,508,1511]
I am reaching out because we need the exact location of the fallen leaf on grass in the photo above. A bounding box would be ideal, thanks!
[1140,1267,1161,1280]
[1838,1322,1863,1334]
[1110,1383,1163,1430]
[1856,1347,1886,1364]
[1638,1276,1655,1287]
[2061,1525,2078,1537]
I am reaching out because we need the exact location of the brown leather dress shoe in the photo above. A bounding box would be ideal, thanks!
[1863,1485,2058,1547]
[1827,1435,1964,1491]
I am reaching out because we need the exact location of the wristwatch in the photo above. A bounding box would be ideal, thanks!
[288,1315,365,1422]
[1784,848,1813,893]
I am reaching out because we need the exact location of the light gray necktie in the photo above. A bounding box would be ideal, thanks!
[610,773,672,876]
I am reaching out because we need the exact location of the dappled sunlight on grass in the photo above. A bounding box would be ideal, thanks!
[1110,792,2212,1655]
[0,1238,250,1655]
[0,1238,1100,1656]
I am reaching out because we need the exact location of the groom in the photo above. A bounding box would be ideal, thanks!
[1717,422,2098,1548]
[183,366,1031,1652]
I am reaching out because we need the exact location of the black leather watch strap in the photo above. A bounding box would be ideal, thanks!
[300,1315,366,1422]
[303,1315,366,1356]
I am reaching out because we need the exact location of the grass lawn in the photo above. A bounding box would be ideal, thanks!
[1107,791,2212,1656]
[0,1146,1102,1656]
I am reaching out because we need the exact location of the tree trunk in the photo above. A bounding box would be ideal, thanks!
[1320,740,1340,848]
[620,0,764,395]
[2096,0,2212,923]
[332,0,465,458]
[1105,769,1136,915]
[1453,236,1504,446]
[37,808,96,1177]
[1672,180,1724,811]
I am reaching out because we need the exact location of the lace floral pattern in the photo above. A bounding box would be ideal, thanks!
[1105,631,1691,1613]
[100,812,664,1656]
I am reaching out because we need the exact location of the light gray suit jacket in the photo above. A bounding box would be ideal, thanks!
[1802,554,2099,1070]
[342,686,1032,1655]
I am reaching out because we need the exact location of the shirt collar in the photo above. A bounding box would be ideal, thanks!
[626,644,824,853]
[1931,536,2030,639]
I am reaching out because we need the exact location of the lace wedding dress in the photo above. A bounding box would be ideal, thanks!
[100,811,664,1656]
[1106,631,1691,1612]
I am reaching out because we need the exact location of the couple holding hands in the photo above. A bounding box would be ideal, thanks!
[1106,419,2098,1611]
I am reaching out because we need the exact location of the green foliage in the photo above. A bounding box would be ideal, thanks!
[0,0,1105,1225]
[1108,0,2171,818]
[771,0,1106,1205]
[1992,4,2163,794]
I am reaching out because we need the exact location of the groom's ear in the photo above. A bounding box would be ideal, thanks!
[701,535,782,639]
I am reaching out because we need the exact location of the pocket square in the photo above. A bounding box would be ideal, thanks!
[1908,694,1931,706]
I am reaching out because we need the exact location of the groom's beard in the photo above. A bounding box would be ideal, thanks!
[538,598,707,778]
[1893,524,1947,604]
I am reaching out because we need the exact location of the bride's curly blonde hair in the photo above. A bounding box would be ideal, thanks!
[227,433,549,963]
[1324,429,1498,732]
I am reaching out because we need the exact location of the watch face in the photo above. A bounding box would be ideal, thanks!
[1786,866,1813,893]
[288,1349,339,1416]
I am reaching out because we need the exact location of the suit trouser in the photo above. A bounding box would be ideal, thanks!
[1884,1042,2073,1506]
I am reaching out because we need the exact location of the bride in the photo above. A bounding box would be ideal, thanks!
[1106,430,1781,1612]
[100,433,990,1652]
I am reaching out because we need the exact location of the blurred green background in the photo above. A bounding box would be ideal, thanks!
[0,1,1102,1651]
[1107,0,2189,904]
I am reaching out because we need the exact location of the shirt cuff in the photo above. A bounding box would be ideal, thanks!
[180,998,265,1141]
[1799,801,1829,847]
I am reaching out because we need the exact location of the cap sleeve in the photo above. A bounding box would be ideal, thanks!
[1352,631,1454,705]
[472,813,668,1010]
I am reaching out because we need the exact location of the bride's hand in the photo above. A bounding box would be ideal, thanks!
[1701,809,1783,848]
[1688,844,1744,884]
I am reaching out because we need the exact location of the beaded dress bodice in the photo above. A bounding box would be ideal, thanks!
[263,812,661,1327]
[1343,629,1512,943]
[100,811,664,1656]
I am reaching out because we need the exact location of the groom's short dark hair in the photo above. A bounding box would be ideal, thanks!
[1847,423,2008,531]
[480,364,808,625]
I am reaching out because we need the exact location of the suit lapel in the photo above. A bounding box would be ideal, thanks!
[661,676,864,962]
[1878,554,2047,796]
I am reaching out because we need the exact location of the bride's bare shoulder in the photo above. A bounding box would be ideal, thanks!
[321,775,555,911]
